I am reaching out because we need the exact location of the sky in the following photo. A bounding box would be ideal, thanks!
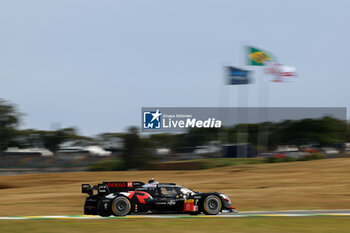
[0,0,349,135]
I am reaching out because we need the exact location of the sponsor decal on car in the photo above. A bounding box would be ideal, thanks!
[128,191,152,204]
[184,199,197,212]
[106,182,126,188]
[167,201,176,205]
[156,202,167,205]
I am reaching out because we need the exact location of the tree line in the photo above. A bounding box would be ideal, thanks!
[0,98,349,169]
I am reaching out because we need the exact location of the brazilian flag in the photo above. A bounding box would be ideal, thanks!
[246,46,274,66]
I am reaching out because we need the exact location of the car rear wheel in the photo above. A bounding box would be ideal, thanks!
[112,196,131,216]
[203,195,222,215]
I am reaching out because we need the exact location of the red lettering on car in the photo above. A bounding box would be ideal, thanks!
[106,182,126,188]
[128,191,151,204]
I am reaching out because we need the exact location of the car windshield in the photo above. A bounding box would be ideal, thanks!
[180,187,196,195]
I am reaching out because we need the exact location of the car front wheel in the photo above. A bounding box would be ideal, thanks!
[203,195,222,215]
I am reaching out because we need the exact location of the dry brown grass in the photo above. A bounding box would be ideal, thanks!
[0,158,350,216]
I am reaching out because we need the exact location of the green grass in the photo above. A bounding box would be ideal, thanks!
[1,217,350,233]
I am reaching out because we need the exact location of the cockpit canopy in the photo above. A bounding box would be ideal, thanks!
[141,179,196,198]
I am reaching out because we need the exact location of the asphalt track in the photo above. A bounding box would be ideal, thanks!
[1,210,350,220]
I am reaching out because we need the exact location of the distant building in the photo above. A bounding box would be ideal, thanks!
[3,147,53,157]
[57,145,111,156]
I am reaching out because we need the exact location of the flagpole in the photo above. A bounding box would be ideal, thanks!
[238,41,249,158]
[237,84,248,157]
[219,65,230,148]
[258,66,270,154]
[236,84,241,157]
[257,68,262,154]
[227,74,231,146]
[243,75,249,157]
[237,43,242,158]
[236,43,242,158]
[265,73,270,152]
[246,46,274,154]
[225,68,230,145]
[260,66,269,153]
[243,44,249,158]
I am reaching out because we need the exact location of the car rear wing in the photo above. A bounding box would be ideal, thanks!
[82,184,93,195]
[82,183,111,196]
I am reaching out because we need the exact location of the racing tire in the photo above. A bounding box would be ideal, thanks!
[203,195,222,215]
[112,196,131,216]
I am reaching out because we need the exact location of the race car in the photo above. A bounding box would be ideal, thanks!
[82,179,237,216]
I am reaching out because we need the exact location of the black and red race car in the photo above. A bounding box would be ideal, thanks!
[82,179,237,216]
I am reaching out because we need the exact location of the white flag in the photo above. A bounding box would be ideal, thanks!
[264,62,297,82]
